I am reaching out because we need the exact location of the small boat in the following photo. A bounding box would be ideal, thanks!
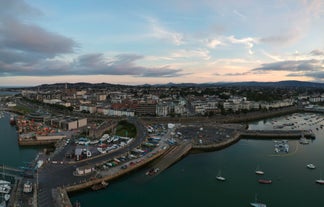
[4,194,10,201]
[91,181,109,191]
[0,180,10,185]
[250,194,266,207]
[0,185,10,194]
[315,179,324,184]
[216,170,226,181]
[299,138,309,144]
[251,203,266,207]
[146,168,160,176]
[307,164,316,169]
[255,166,264,175]
[258,179,272,184]
[255,170,264,175]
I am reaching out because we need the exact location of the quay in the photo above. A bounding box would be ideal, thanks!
[64,146,168,193]
[18,139,57,146]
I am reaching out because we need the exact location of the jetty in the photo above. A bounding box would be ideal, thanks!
[149,142,192,175]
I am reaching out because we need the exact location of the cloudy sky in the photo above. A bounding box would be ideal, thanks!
[0,0,323,86]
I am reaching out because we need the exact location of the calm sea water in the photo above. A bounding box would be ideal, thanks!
[71,113,324,207]
[1,111,324,206]
[0,112,40,167]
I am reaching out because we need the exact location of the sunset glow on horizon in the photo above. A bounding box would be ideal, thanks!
[0,0,323,86]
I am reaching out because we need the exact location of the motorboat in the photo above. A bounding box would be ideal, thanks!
[250,194,266,207]
[255,170,264,175]
[299,138,309,144]
[0,185,10,194]
[316,179,324,184]
[255,166,264,175]
[4,194,9,202]
[0,180,10,185]
[258,179,272,184]
[216,170,226,181]
[251,203,267,207]
[307,164,316,169]
[91,181,109,191]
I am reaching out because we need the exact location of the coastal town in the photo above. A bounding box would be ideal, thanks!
[0,82,323,207]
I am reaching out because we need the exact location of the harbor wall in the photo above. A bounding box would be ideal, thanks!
[18,138,56,146]
[192,132,241,152]
[64,147,167,193]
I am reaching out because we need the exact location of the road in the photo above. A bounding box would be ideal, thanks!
[37,117,147,207]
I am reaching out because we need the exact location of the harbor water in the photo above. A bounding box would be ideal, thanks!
[0,112,40,167]
[1,109,324,206]
[71,113,324,207]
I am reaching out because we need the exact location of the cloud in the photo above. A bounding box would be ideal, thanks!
[0,0,77,72]
[205,39,223,49]
[0,53,183,78]
[233,9,246,20]
[226,35,258,55]
[147,17,184,45]
[309,49,324,56]
[0,0,42,18]
[259,29,303,46]
[224,72,251,76]
[170,49,211,60]
[0,18,77,56]
[253,59,322,72]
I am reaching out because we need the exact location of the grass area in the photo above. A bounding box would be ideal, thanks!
[115,120,137,138]
[14,104,33,114]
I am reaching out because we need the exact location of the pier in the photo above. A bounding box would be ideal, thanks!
[149,142,192,175]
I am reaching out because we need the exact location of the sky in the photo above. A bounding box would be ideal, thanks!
[0,0,323,86]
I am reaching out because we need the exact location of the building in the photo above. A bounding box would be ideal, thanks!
[136,103,156,116]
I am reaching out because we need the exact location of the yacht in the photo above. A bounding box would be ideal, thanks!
[216,170,226,181]
[0,185,10,194]
[255,166,264,175]
[251,203,267,207]
[0,180,10,185]
[307,164,316,169]
[250,194,266,207]
[258,179,272,184]
[4,194,9,202]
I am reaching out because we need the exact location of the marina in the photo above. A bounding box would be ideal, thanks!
[1,108,324,206]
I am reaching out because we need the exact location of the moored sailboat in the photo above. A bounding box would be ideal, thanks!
[255,166,264,175]
[216,170,226,181]
[250,194,266,207]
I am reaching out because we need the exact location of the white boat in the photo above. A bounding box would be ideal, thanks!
[250,194,266,207]
[0,185,10,194]
[307,164,316,169]
[315,179,324,184]
[4,194,9,202]
[255,166,264,175]
[299,138,309,144]
[216,170,226,181]
[316,173,324,184]
[0,180,10,185]
[251,202,267,207]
